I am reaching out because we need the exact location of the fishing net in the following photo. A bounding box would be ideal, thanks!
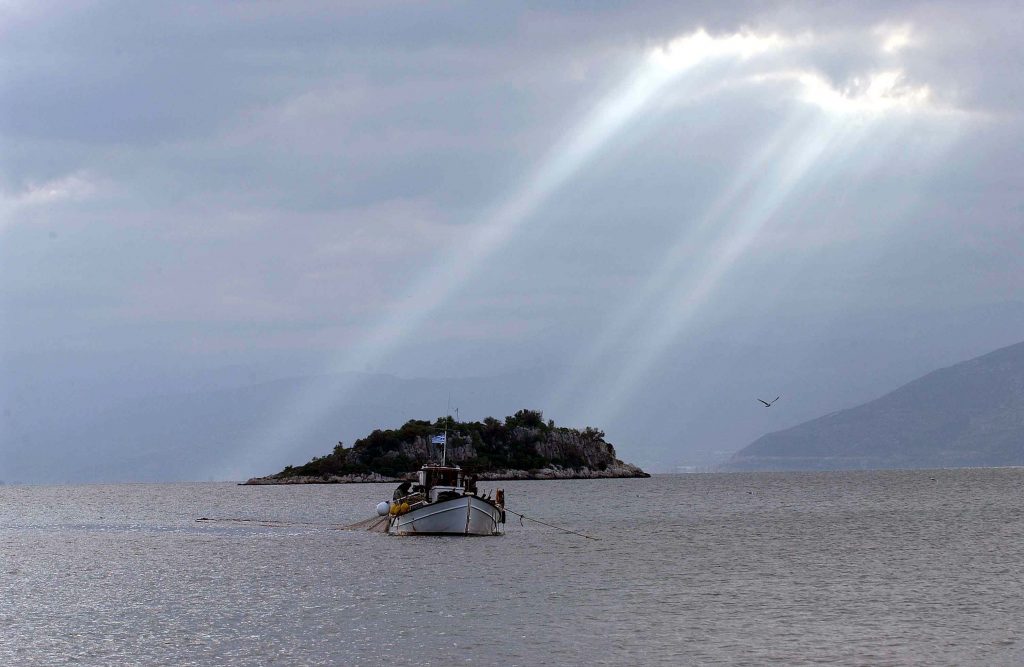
[340,515,390,532]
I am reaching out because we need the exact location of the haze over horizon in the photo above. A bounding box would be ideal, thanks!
[3,2,1023,482]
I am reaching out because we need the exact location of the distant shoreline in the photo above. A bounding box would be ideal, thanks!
[243,464,650,485]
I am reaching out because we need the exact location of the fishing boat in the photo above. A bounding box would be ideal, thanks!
[382,464,504,536]
[375,427,505,536]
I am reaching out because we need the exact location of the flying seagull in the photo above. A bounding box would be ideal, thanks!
[758,396,781,407]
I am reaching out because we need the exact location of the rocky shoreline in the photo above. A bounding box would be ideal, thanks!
[243,462,649,485]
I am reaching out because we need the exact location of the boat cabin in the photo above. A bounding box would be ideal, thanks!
[417,464,476,502]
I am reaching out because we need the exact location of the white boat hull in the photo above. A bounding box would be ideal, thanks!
[389,495,503,536]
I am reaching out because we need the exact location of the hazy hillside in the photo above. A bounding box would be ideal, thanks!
[4,304,1024,483]
[0,372,549,484]
[729,340,1024,471]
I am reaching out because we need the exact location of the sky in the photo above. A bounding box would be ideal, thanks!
[2,1,1023,480]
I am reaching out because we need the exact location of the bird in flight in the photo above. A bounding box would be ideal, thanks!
[758,396,781,407]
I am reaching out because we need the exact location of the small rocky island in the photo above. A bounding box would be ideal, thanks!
[245,409,648,484]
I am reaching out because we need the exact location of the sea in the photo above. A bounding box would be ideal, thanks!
[2,468,1022,666]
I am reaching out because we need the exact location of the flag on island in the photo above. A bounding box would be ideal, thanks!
[431,434,446,445]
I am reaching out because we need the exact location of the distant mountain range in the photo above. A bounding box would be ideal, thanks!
[728,340,1024,471]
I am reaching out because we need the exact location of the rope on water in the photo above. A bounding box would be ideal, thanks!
[196,515,390,532]
[503,508,599,540]
[196,516,332,528]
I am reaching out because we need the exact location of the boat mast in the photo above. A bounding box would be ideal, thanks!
[443,393,450,467]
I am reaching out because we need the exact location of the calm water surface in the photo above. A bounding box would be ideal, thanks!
[2,469,1023,665]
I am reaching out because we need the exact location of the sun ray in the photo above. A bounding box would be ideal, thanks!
[569,104,964,428]
[551,54,963,429]
[223,30,788,477]
[221,26,964,478]
[570,113,871,426]
[740,116,965,328]
[544,110,817,417]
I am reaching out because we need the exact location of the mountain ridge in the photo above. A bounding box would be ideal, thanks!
[728,339,1024,470]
